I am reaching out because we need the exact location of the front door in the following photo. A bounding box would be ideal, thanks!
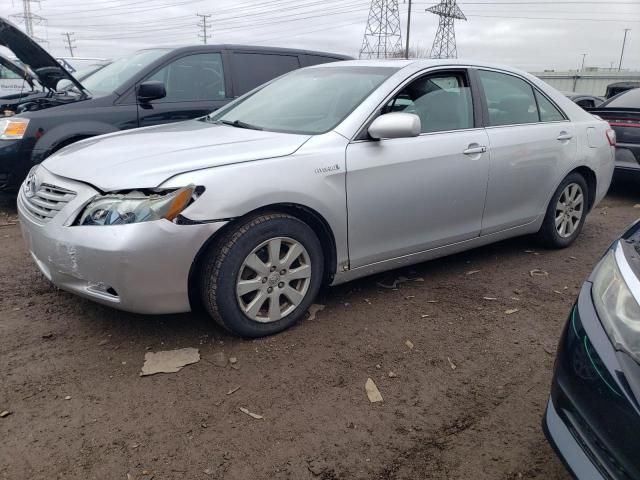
[137,52,229,127]
[346,70,491,268]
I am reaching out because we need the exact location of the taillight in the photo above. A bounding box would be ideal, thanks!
[606,128,616,146]
[608,120,640,128]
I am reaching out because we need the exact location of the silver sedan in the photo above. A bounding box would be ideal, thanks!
[17,59,616,337]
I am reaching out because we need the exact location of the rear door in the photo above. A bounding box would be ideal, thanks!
[228,52,300,98]
[475,69,577,235]
[137,52,230,127]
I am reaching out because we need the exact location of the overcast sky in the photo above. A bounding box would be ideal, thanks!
[2,0,639,72]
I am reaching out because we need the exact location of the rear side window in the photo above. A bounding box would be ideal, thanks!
[478,70,538,126]
[147,53,226,102]
[535,90,565,121]
[303,54,341,66]
[231,53,300,96]
[385,72,474,133]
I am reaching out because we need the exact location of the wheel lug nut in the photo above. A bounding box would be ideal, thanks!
[278,282,284,288]
[262,277,267,283]
[280,269,286,275]
[270,266,276,272]
[267,287,273,293]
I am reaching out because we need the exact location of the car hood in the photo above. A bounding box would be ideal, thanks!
[0,18,84,93]
[44,120,311,191]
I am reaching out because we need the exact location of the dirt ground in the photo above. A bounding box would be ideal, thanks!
[1,175,639,480]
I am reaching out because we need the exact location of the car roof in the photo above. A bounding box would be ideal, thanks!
[312,58,532,75]
[137,44,352,59]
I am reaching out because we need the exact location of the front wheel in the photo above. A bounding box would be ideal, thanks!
[200,213,324,337]
[536,173,588,248]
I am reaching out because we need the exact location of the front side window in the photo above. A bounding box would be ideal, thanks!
[82,48,168,96]
[210,66,398,135]
[479,70,539,126]
[384,72,474,133]
[146,53,226,102]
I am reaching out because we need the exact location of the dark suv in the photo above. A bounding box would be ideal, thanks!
[0,18,350,190]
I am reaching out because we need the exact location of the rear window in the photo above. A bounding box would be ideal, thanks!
[604,88,640,108]
[231,53,300,96]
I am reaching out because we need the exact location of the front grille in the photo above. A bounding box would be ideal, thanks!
[22,183,76,222]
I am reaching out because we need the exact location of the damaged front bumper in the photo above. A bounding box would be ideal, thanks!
[17,166,226,314]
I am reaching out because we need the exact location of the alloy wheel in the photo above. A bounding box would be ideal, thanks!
[235,237,312,323]
[555,182,584,238]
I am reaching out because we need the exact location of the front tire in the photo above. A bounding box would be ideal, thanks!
[200,213,324,338]
[536,172,588,249]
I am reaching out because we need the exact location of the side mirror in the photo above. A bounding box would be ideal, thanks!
[137,81,166,103]
[368,112,421,140]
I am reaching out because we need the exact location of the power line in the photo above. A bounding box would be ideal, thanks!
[196,13,212,44]
[62,32,76,57]
[464,13,640,22]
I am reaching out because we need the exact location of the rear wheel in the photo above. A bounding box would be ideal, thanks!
[200,213,324,337]
[536,172,588,248]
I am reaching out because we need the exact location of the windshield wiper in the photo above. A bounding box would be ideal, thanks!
[218,119,263,131]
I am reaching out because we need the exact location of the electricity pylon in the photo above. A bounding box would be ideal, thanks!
[359,0,403,59]
[426,0,466,59]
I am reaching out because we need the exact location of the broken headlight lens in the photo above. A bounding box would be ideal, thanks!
[592,249,640,362]
[78,185,195,226]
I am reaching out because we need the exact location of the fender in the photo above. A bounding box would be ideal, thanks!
[31,120,123,163]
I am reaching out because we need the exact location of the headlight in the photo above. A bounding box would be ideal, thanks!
[78,185,195,226]
[0,118,30,140]
[592,249,640,362]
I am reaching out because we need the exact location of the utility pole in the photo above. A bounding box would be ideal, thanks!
[62,32,76,57]
[196,13,212,45]
[580,53,587,72]
[405,0,412,59]
[618,28,630,71]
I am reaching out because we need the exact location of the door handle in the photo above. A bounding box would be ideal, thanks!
[463,145,487,155]
[557,132,573,141]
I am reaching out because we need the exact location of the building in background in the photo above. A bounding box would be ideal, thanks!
[532,67,640,97]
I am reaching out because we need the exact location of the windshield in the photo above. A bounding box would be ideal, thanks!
[604,88,640,109]
[210,66,398,135]
[81,49,168,96]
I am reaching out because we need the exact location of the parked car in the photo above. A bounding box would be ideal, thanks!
[0,17,350,190]
[543,219,640,479]
[0,53,36,98]
[564,92,605,109]
[606,81,640,99]
[17,59,616,337]
[590,88,640,175]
